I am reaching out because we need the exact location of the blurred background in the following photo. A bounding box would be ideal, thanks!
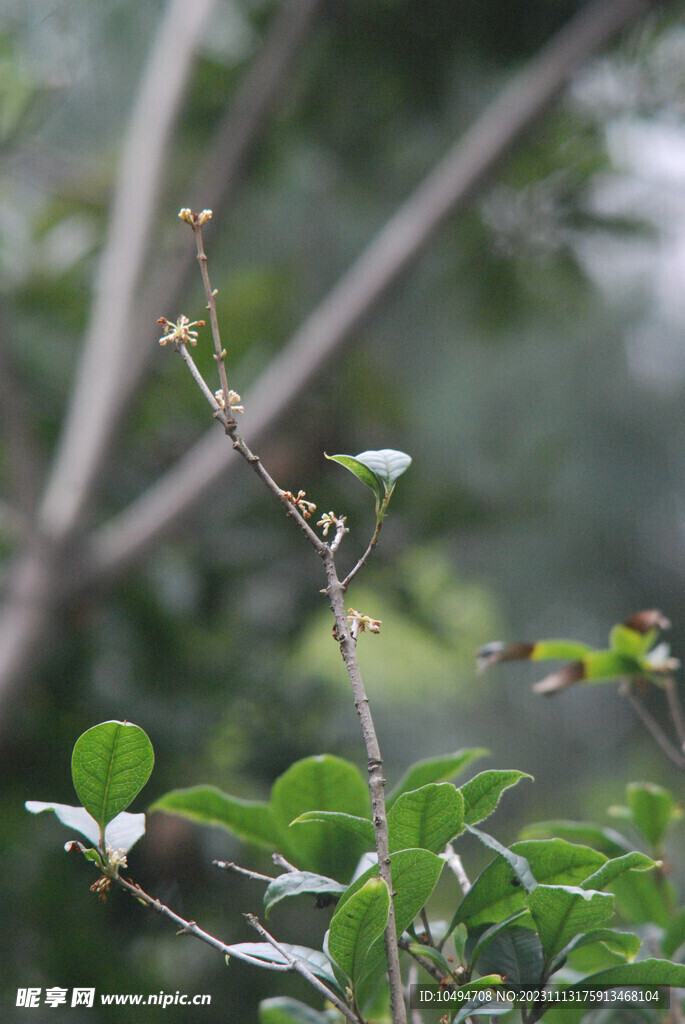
[2,0,685,1019]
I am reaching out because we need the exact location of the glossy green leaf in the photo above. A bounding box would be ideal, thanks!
[387,749,488,808]
[518,820,632,857]
[556,927,640,974]
[387,783,464,852]
[625,781,680,849]
[263,871,346,915]
[460,770,532,826]
[568,957,685,990]
[150,785,278,848]
[328,878,390,985]
[405,942,456,977]
[610,868,676,927]
[289,810,374,847]
[259,997,332,1024]
[470,924,545,985]
[325,453,381,505]
[526,885,614,961]
[452,838,606,931]
[466,911,529,968]
[353,449,412,492]
[271,755,370,876]
[71,721,154,834]
[579,851,656,891]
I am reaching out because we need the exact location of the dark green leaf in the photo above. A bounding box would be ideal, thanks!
[328,877,390,985]
[150,785,278,849]
[569,957,685,990]
[526,885,614,961]
[71,722,154,834]
[387,749,488,808]
[469,924,545,985]
[387,783,464,852]
[460,770,532,826]
[663,909,685,958]
[264,871,346,915]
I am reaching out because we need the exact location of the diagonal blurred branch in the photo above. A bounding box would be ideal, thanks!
[87,0,655,585]
[39,0,217,541]
[0,0,323,723]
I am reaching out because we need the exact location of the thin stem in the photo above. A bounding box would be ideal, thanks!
[178,343,223,412]
[663,674,685,750]
[343,515,383,589]
[620,681,685,769]
[191,221,232,419]
[272,853,299,873]
[398,936,444,985]
[213,860,274,883]
[244,913,362,1024]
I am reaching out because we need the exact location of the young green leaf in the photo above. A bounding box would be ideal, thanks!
[328,878,390,986]
[526,885,614,962]
[325,454,381,507]
[579,850,656,891]
[387,783,464,852]
[460,770,532,826]
[352,449,412,492]
[387,748,488,808]
[71,722,154,837]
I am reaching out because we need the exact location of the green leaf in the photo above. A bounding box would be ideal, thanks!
[325,454,381,506]
[526,885,614,961]
[609,623,655,659]
[387,783,464,853]
[556,927,641,974]
[460,770,532,826]
[25,800,146,852]
[531,639,594,661]
[271,755,370,876]
[452,838,606,931]
[339,847,444,1006]
[290,810,374,847]
[263,871,346,915]
[469,924,545,985]
[568,957,685,990]
[582,649,639,681]
[150,785,279,849]
[625,781,681,849]
[579,851,656,891]
[227,944,339,989]
[352,449,412,493]
[663,909,685,959]
[387,749,488,808]
[71,722,154,835]
[518,820,633,857]
[259,997,332,1024]
[328,878,390,985]
[610,868,676,927]
[405,942,456,978]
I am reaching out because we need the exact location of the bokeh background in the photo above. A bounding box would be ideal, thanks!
[2,0,685,1020]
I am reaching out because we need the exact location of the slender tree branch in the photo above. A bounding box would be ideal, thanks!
[619,681,685,769]
[663,674,685,750]
[86,0,655,589]
[399,936,446,985]
[244,913,361,1024]
[212,860,274,883]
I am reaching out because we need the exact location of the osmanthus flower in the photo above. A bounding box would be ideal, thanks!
[477,609,680,694]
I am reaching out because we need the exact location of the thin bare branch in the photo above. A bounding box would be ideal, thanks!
[88,0,654,587]
[619,681,685,769]
[212,860,274,883]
